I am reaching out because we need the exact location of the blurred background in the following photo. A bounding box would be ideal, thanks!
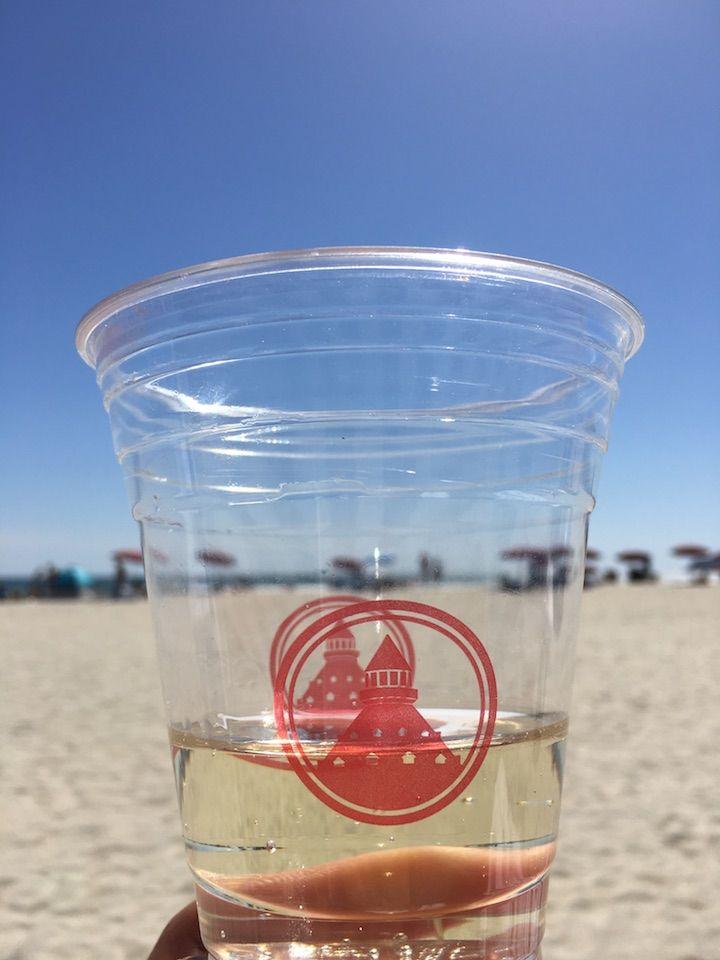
[1,4,719,960]
[1,0,718,589]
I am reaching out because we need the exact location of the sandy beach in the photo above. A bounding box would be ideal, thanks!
[2,585,718,960]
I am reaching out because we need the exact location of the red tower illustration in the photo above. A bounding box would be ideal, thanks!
[296,626,366,711]
[294,626,366,740]
[319,635,461,810]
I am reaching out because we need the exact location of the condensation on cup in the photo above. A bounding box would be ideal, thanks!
[77,247,643,960]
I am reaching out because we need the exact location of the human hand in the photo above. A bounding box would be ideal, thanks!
[147,901,206,960]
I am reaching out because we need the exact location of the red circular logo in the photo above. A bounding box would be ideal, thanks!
[274,599,497,825]
[237,596,416,772]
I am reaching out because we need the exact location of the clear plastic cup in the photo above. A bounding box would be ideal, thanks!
[77,247,643,960]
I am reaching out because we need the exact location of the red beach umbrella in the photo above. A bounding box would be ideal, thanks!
[501,546,548,561]
[548,545,572,559]
[672,544,708,558]
[112,549,143,564]
[332,557,364,571]
[196,549,236,567]
[617,550,651,562]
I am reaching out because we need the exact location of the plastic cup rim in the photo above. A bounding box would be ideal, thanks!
[76,245,644,367]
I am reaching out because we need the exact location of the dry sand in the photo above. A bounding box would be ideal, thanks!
[1,586,718,960]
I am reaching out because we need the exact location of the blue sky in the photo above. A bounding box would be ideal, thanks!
[1,0,718,577]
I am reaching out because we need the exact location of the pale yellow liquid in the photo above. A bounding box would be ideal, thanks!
[171,711,567,960]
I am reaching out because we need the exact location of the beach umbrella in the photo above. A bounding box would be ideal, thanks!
[48,565,94,598]
[500,546,549,589]
[64,565,93,588]
[327,556,365,587]
[585,548,601,561]
[331,556,364,571]
[548,545,572,559]
[672,544,708,558]
[673,544,711,584]
[616,550,656,583]
[196,549,236,567]
[501,547,527,561]
[501,546,548,561]
[112,549,143,564]
[616,550,651,563]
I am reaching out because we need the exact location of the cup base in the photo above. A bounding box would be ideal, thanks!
[205,945,539,960]
[197,876,547,960]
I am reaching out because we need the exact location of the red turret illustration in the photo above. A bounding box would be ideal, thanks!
[296,626,366,711]
[294,626,366,739]
[318,635,461,810]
